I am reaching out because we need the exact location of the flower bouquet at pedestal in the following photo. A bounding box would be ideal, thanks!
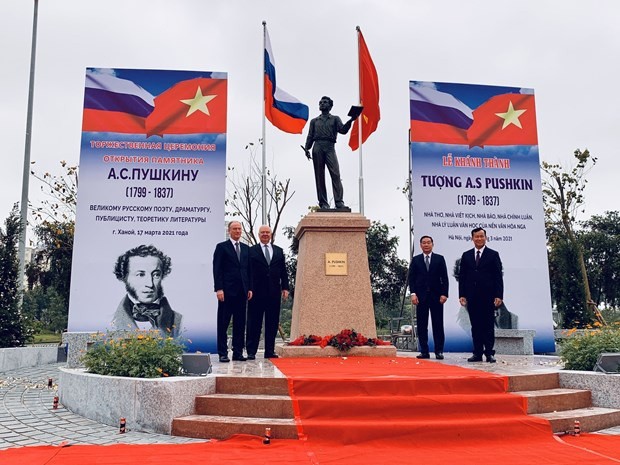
[289,329,391,352]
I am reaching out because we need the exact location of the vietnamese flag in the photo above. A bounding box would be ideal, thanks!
[349,28,380,151]
[467,93,537,148]
[145,77,227,137]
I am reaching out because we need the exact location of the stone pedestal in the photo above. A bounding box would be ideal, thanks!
[289,212,377,341]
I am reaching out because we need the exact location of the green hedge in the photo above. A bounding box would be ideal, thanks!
[559,325,620,371]
[82,331,184,378]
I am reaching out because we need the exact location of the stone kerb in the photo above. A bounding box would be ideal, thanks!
[63,331,133,368]
[59,367,215,434]
[277,344,396,358]
[0,347,59,372]
[559,371,620,409]
[290,212,377,341]
[494,329,536,355]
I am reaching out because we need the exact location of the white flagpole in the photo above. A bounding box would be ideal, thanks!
[19,0,39,295]
[356,26,364,215]
[408,129,413,259]
[261,21,267,225]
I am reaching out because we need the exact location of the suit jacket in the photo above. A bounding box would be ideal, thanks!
[213,240,252,297]
[458,247,503,302]
[112,295,182,338]
[249,243,290,299]
[408,253,449,302]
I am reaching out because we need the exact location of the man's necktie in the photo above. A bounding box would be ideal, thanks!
[476,250,481,267]
[235,242,240,261]
[425,255,430,271]
[132,303,161,326]
[264,245,271,265]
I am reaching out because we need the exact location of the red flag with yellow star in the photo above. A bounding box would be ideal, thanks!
[145,77,227,137]
[349,28,380,151]
[466,93,537,148]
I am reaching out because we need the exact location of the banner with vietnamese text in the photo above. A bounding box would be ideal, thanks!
[409,81,555,353]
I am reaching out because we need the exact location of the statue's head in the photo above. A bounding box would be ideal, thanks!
[319,96,333,112]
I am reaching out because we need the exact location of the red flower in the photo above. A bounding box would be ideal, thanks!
[288,329,390,351]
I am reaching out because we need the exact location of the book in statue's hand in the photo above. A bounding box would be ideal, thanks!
[348,105,364,119]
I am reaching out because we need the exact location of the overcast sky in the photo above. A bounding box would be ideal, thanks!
[2,0,619,258]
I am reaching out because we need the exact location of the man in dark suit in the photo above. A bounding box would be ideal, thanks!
[458,227,504,363]
[409,236,449,360]
[213,221,253,362]
[246,225,290,360]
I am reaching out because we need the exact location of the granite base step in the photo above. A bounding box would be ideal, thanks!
[535,407,620,433]
[514,388,592,414]
[172,414,298,440]
[195,393,294,418]
[172,372,620,441]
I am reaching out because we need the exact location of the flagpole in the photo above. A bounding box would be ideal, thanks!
[408,129,413,259]
[18,0,39,295]
[356,26,364,215]
[261,21,267,225]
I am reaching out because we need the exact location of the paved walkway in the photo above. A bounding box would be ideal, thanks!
[1,354,619,450]
[0,364,204,450]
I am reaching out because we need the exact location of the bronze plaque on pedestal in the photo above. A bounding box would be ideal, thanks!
[325,253,348,276]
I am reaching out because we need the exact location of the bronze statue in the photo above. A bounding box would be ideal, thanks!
[302,96,361,211]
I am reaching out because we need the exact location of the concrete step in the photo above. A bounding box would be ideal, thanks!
[534,407,620,433]
[195,393,294,419]
[506,372,559,392]
[215,376,289,395]
[172,414,298,440]
[515,388,591,414]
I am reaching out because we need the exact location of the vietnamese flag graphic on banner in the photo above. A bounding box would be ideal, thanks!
[467,93,537,148]
[145,77,227,137]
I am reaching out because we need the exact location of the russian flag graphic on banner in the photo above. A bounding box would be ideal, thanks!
[409,83,473,145]
[264,27,308,134]
[83,69,155,133]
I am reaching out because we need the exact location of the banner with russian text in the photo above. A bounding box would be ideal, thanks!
[68,68,227,353]
[409,81,555,353]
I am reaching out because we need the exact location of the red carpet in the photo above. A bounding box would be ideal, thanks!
[3,357,620,464]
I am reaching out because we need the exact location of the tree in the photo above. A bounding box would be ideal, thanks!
[366,221,409,328]
[21,286,67,334]
[0,205,31,347]
[226,141,294,245]
[26,161,77,333]
[542,149,599,327]
[580,211,620,314]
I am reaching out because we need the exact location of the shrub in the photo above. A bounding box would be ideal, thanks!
[82,330,184,378]
[559,324,620,371]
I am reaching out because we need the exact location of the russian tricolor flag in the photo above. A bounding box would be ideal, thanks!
[82,69,155,133]
[264,27,308,134]
[409,83,473,145]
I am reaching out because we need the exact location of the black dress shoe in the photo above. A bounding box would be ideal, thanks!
[219,356,230,363]
[247,354,256,360]
[264,353,279,359]
[416,353,430,359]
[467,355,483,362]
[435,353,444,360]
[232,355,247,361]
[486,355,497,363]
